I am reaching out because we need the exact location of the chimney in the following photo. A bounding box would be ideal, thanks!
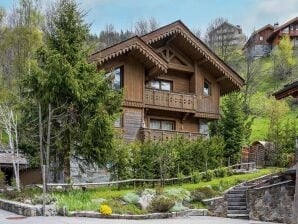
[274,22,279,28]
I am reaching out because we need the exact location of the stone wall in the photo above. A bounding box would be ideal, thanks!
[203,196,227,217]
[70,158,110,183]
[0,198,42,216]
[247,183,295,224]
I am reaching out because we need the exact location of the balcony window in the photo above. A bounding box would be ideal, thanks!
[150,80,172,91]
[199,120,209,135]
[150,119,175,131]
[106,67,123,90]
[203,80,211,96]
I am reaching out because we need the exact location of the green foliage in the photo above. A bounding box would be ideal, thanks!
[0,170,5,188]
[191,187,216,202]
[214,167,227,178]
[22,0,123,174]
[109,136,226,182]
[148,195,175,213]
[202,170,214,181]
[191,171,202,184]
[105,199,145,215]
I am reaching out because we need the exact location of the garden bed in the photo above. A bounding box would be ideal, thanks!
[0,168,280,216]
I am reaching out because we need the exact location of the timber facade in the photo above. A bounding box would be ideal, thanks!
[90,20,244,141]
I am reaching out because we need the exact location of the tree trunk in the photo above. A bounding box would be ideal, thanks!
[46,103,52,184]
[63,129,71,182]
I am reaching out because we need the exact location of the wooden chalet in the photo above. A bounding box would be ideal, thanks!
[273,80,298,100]
[267,17,298,47]
[90,20,244,141]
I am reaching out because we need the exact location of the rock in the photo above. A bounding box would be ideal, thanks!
[138,193,155,210]
[169,201,188,212]
[122,192,140,204]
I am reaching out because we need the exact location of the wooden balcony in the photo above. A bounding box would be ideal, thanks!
[144,88,197,112]
[140,128,206,141]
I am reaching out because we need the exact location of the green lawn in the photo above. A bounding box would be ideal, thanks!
[53,168,279,212]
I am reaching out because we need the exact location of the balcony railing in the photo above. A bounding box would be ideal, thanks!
[140,128,207,141]
[145,88,197,112]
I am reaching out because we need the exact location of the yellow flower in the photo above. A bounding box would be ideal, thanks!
[99,204,112,215]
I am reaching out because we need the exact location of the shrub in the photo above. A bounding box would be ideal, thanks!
[99,204,112,215]
[214,167,227,178]
[31,194,56,205]
[0,170,5,188]
[163,188,191,202]
[202,170,214,181]
[169,201,188,212]
[192,171,202,184]
[149,196,175,213]
[194,187,216,199]
[190,190,206,202]
[122,192,140,204]
[226,167,234,176]
[105,199,145,215]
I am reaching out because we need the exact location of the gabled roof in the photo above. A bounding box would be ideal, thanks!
[90,36,168,73]
[209,21,242,34]
[90,20,244,94]
[141,20,244,90]
[273,80,298,100]
[243,24,274,49]
[267,17,298,42]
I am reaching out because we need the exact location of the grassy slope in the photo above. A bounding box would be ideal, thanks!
[248,57,298,143]
[54,168,277,211]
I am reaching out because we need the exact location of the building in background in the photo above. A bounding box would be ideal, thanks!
[243,24,274,58]
[244,17,298,58]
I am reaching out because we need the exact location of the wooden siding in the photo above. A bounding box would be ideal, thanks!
[123,108,143,141]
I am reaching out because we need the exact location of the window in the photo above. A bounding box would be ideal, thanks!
[203,80,211,96]
[199,120,209,135]
[259,36,263,41]
[150,80,172,91]
[283,27,289,33]
[114,115,123,128]
[150,119,175,131]
[106,67,123,90]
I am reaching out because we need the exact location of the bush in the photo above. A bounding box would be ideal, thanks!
[194,187,216,199]
[202,170,214,181]
[214,167,227,178]
[105,199,145,215]
[190,190,206,202]
[163,188,191,202]
[226,167,234,176]
[0,170,5,188]
[122,192,140,204]
[191,171,202,184]
[149,196,175,213]
[99,204,112,215]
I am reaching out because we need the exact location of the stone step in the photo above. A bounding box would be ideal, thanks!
[227,198,246,202]
[227,210,248,214]
[228,201,246,206]
[226,193,246,198]
[228,190,246,194]
[228,206,247,210]
[227,214,249,219]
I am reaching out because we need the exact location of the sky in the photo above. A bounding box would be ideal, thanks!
[1,0,298,37]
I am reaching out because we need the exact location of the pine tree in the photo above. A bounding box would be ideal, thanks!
[23,0,122,180]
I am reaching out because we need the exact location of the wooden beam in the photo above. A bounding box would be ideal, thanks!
[168,62,194,73]
[145,67,160,81]
[216,76,227,82]
[197,58,208,65]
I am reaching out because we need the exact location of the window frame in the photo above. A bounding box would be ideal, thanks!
[149,118,175,131]
[150,79,173,91]
[203,79,211,96]
[105,66,124,90]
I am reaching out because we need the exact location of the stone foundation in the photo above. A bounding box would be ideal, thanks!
[203,196,227,217]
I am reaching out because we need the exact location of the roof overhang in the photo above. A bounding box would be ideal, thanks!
[273,80,298,100]
[141,21,244,95]
[90,36,168,74]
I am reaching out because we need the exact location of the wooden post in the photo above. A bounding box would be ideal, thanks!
[42,165,46,216]
[293,137,298,224]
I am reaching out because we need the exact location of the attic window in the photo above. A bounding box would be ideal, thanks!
[259,36,263,41]
[105,67,123,90]
[203,80,211,96]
